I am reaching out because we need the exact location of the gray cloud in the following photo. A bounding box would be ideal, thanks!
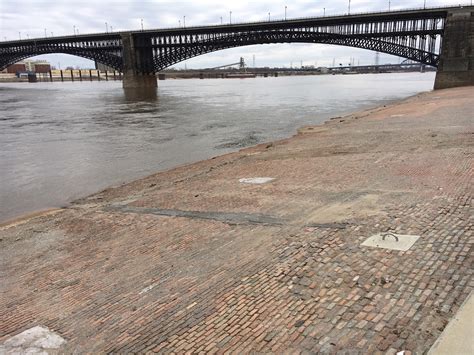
[0,0,467,68]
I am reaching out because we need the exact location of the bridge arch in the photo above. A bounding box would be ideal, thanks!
[153,31,439,72]
[2,8,449,77]
[0,43,123,72]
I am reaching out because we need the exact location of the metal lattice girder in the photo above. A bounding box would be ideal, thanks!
[0,6,465,73]
[0,36,123,71]
[147,9,448,71]
[152,31,440,71]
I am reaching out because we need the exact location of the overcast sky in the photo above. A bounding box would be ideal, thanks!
[0,0,469,69]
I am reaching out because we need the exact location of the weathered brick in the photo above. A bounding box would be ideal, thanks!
[1,87,472,355]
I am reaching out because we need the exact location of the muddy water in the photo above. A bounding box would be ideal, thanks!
[0,72,436,222]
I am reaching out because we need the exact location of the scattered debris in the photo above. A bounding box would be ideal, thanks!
[186,302,197,310]
[139,284,156,295]
[380,276,391,285]
[295,320,305,327]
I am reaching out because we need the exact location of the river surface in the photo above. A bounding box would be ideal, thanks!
[0,72,436,222]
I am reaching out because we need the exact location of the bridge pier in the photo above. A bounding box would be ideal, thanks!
[434,8,474,89]
[121,33,157,95]
[122,72,157,89]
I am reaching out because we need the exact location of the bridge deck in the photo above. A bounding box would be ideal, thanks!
[0,5,467,44]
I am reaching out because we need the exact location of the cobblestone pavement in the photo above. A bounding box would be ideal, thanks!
[1,87,473,354]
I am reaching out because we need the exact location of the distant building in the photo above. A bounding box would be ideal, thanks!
[33,63,51,73]
[6,60,51,73]
[26,60,51,73]
[24,60,35,72]
[7,63,27,73]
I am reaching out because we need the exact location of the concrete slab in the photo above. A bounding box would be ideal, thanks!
[1,326,66,354]
[361,233,420,251]
[428,291,474,355]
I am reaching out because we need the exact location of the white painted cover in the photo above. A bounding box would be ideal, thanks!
[238,177,275,184]
[361,233,420,251]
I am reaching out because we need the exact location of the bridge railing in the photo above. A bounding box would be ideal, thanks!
[1,4,472,43]
[141,4,472,32]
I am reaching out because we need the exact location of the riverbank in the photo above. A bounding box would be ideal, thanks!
[1,74,436,224]
[1,86,472,353]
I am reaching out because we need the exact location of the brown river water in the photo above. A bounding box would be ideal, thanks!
[0,72,436,222]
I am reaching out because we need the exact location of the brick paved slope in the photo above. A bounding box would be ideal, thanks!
[1,87,473,354]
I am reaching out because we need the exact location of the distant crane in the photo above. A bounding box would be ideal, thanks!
[207,57,245,70]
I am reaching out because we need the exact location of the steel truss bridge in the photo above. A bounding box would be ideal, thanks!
[1,7,462,73]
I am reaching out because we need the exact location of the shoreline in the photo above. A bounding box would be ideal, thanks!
[0,69,436,83]
[1,72,437,226]
[0,90,428,229]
